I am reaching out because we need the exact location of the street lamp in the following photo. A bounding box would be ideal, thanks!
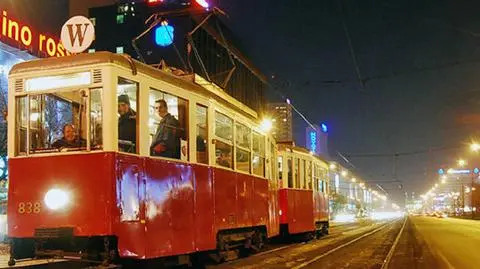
[458,159,466,167]
[471,143,480,152]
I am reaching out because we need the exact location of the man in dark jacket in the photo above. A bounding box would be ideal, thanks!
[150,99,181,159]
[52,124,85,149]
[118,94,136,153]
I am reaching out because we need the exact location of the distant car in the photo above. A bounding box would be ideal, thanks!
[437,212,448,218]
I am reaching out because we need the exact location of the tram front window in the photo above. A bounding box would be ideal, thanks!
[15,89,102,155]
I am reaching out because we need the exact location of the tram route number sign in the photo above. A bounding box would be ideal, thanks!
[60,16,95,54]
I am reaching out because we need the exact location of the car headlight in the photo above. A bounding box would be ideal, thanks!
[44,189,70,210]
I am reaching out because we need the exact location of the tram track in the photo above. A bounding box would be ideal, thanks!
[209,219,400,269]
[291,217,407,269]
[247,220,379,259]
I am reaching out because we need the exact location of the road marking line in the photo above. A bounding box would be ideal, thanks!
[380,216,407,269]
[291,220,396,269]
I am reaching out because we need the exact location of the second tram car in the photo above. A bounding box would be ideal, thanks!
[277,144,329,238]
[6,52,329,266]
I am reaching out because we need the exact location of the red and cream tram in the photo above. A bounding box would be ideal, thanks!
[277,144,330,238]
[6,52,328,266]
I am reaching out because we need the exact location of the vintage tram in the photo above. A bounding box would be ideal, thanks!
[6,52,328,266]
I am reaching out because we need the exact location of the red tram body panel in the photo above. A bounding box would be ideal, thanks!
[8,152,273,259]
[8,153,116,238]
[278,189,315,234]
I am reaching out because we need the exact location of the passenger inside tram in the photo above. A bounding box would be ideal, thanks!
[117,94,136,153]
[216,148,232,168]
[15,88,103,154]
[150,99,181,159]
[52,124,85,149]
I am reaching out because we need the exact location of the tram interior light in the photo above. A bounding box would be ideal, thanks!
[44,189,70,210]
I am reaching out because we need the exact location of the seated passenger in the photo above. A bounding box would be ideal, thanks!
[118,94,136,153]
[216,150,232,168]
[150,99,181,159]
[52,124,85,149]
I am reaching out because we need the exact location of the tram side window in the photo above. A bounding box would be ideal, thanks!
[270,142,276,181]
[306,161,312,190]
[287,157,293,188]
[196,105,208,164]
[236,123,251,173]
[215,112,233,168]
[117,78,138,154]
[149,88,188,160]
[90,89,103,149]
[319,168,327,193]
[17,90,89,154]
[252,132,265,177]
[278,156,283,181]
[301,159,306,189]
[313,164,318,192]
[15,96,27,155]
[294,158,300,188]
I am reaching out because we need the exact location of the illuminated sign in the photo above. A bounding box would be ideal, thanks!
[0,10,69,57]
[309,131,317,153]
[321,123,328,133]
[155,21,174,47]
[447,169,470,175]
[60,16,95,54]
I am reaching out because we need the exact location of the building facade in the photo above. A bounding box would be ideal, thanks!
[305,123,329,157]
[88,0,267,114]
[268,102,293,142]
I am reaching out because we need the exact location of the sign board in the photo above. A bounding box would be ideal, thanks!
[60,16,95,54]
[0,9,68,57]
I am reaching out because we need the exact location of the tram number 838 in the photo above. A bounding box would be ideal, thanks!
[17,202,41,214]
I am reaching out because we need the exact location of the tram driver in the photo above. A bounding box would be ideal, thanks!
[52,124,85,149]
[118,94,137,153]
[150,99,181,159]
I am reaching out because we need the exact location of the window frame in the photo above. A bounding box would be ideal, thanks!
[235,121,251,173]
[214,111,234,169]
[147,87,189,160]
[195,103,209,165]
[14,87,102,156]
[117,77,139,155]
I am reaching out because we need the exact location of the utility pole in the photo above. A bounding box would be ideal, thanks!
[472,172,475,219]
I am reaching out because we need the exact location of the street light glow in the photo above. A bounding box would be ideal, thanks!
[458,159,466,167]
[260,118,273,133]
[471,143,480,152]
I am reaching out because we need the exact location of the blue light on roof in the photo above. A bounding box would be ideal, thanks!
[474,168,479,174]
[438,168,444,175]
[155,23,174,47]
[321,123,328,133]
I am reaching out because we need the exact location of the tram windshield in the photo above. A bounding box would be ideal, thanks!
[15,88,103,155]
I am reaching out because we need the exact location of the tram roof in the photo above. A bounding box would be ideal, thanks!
[10,51,258,120]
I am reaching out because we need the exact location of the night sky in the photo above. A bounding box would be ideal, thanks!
[56,0,480,203]
[216,0,480,203]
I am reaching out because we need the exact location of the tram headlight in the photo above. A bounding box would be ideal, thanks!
[44,189,70,210]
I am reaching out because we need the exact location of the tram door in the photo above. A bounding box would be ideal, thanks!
[116,158,146,258]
